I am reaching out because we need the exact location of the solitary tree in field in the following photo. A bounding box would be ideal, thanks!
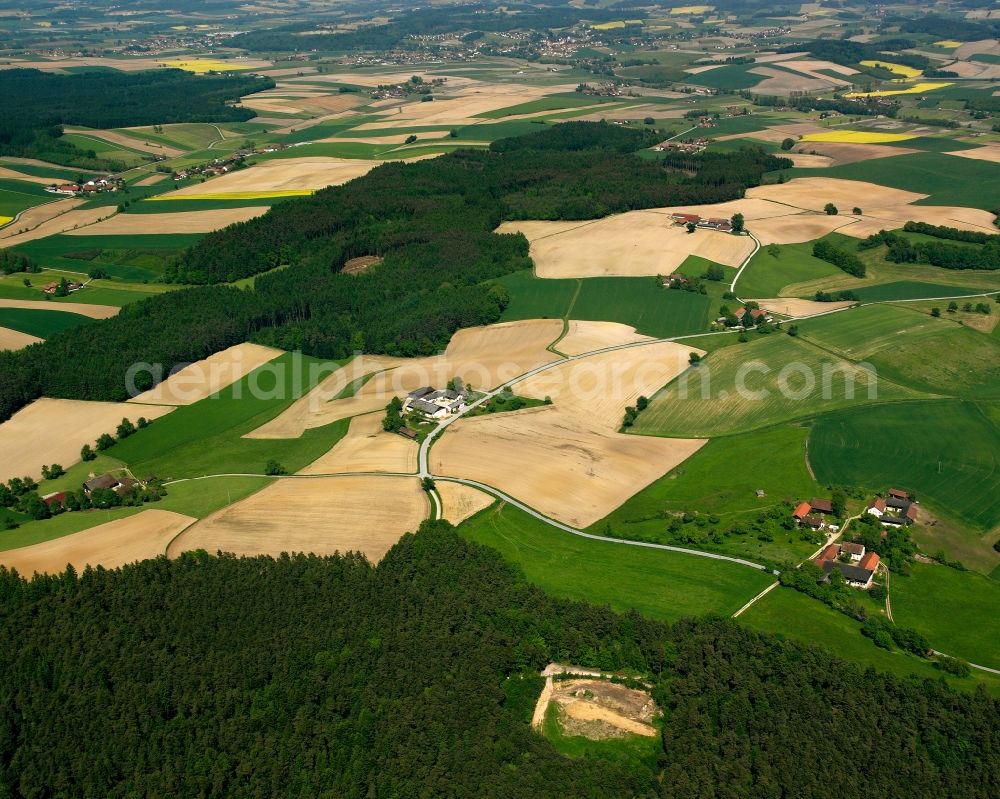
[931,307,941,317]
[81,444,96,462]
[688,353,701,366]
[824,203,838,216]
[853,207,863,215]
[421,477,436,492]
[96,433,115,452]
[768,243,780,257]
[948,301,958,312]
[730,212,745,233]
[780,137,795,151]
[686,221,697,234]
[264,460,287,476]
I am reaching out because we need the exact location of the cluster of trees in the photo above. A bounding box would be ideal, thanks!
[1,521,997,796]
[620,395,649,429]
[749,92,900,118]
[900,13,999,42]
[80,416,149,462]
[0,250,38,274]
[382,396,405,432]
[0,125,788,425]
[865,228,1000,271]
[0,68,271,168]
[778,38,929,72]
[862,616,930,657]
[813,239,867,277]
[815,289,859,302]
[852,512,918,573]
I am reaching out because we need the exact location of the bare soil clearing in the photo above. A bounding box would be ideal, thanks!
[946,144,1000,164]
[168,476,427,562]
[749,66,838,95]
[342,255,383,275]
[0,326,42,351]
[791,142,917,166]
[168,157,379,196]
[248,320,562,438]
[432,342,706,527]
[557,321,652,356]
[784,153,834,168]
[499,211,754,278]
[0,397,174,483]
[0,510,196,574]
[299,411,417,475]
[548,679,658,739]
[437,481,494,525]
[127,343,284,406]
[0,298,118,319]
[69,207,269,235]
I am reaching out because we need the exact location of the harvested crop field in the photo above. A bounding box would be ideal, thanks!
[946,144,1000,164]
[498,212,754,278]
[745,298,854,317]
[0,398,174,483]
[0,205,112,247]
[127,343,284,406]
[69,207,269,235]
[0,510,196,575]
[718,122,822,144]
[432,342,706,527]
[791,142,917,166]
[168,476,428,562]
[556,321,652,356]
[748,66,835,95]
[784,153,834,168]
[63,127,183,157]
[249,320,563,438]
[748,178,923,212]
[437,481,494,525]
[0,166,68,185]
[167,157,378,197]
[0,326,42,350]
[298,411,417,474]
[0,298,118,319]
[748,212,855,245]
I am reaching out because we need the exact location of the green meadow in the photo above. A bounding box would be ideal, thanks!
[590,426,821,564]
[735,240,842,298]
[810,400,1000,531]
[796,303,953,360]
[891,563,1000,671]
[738,586,1000,694]
[16,233,202,282]
[497,271,711,338]
[457,502,774,622]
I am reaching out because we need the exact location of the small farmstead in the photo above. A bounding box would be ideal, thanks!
[814,543,881,589]
[404,387,468,420]
[866,489,918,527]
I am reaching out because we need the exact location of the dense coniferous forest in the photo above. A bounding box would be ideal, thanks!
[0,124,790,422]
[0,69,271,167]
[0,521,996,797]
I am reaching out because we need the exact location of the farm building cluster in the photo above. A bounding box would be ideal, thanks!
[865,489,918,527]
[814,542,881,589]
[45,176,123,196]
[670,212,736,233]
[404,387,468,420]
[792,498,838,531]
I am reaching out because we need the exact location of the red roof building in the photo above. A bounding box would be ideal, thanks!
[671,213,701,225]
[815,543,840,563]
[888,488,910,500]
[792,501,812,520]
[859,552,880,572]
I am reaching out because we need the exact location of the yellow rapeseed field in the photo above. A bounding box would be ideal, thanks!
[671,5,713,13]
[159,59,248,73]
[0,216,11,228]
[146,190,314,201]
[591,20,642,30]
[844,82,952,99]
[935,40,962,49]
[800,130,919,144]
[858,60,923,79]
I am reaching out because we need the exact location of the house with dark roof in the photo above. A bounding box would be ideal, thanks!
[840,542,866,562]
[814,543,880,589]
[403,387,468,419]
[865,494,918,526]
[821,560,876,589]
[82,473,138,497]
[810,498,834,515]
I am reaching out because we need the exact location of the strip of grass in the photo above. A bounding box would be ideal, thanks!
[796,303,953,360]
[0,476,271,552]
[457,502,774,623]
[809,400,1000,531]
[108,353,349,479]
[738,585,1000,694]
[892,563,1000,670]
[852,281,983,301]
[0,307,94,338]
[632,334,923,438]
[590,426,820,564]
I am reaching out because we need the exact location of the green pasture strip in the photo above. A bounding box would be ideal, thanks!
[590,426,821,565]
[809,399,1000,531]
[457,502,774,623]
[0,161,85,181]
[738,585,1000,695]
[0,307,94,338]
[853,281,987,301]
[736,240,843,298]
[796,303,954,360]
[108,352,350,479]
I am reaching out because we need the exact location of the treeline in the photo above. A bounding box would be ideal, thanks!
[0,68,271,167]
[903,220,1000,245]
[813,239,866,277]
[778,38,929,72]
[0,521,997,797]
[900,13,999,41]
[863,228,1000,271]
[0,125,789,422]
[747,92,898,118]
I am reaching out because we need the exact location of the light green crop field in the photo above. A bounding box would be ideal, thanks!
[108,353,350,480]
[589,426,820,564]
[457,502,774,622]
[810,400,1000,531]
[797,303,954,360]
[631,334,922,438]
[58,133,150,168]
[0,307,94,338]
[891,563,1000,671]
[478,94,612,119]
[738,586,1000,695]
